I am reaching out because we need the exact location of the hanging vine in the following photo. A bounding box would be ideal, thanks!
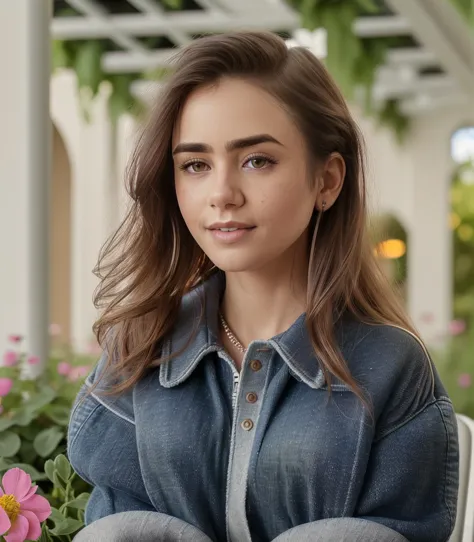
[287,0,411,141]
[53,0,456,140]
[52,0,182,123]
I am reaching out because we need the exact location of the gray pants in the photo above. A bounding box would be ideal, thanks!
[72,512,409,541]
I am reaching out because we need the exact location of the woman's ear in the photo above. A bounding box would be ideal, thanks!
[315,152,346,211]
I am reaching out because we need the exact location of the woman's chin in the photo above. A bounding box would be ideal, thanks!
[208,253,265,274]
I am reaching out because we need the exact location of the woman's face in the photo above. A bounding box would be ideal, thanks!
[173,77,319,274]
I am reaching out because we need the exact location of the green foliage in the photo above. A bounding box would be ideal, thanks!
[52,38,141,123]
[370,163,474,417]
[450,0,474,26]
[377,100,411,143]
[432,325,474,419]
[163,0,184,8]
[426,162,474,418]
[52,0,183,123]
[451,162,474,325]
[51,0,412,136]
[287,0,411,140]
[0,346,93,540]
[38,455,90,541]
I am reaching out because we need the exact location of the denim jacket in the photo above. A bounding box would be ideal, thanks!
[67,273,459,542]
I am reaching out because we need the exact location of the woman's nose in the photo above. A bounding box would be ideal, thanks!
[208,170,245,210]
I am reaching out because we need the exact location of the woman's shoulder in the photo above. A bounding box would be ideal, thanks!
[338,318,451,427]
[340,318,432,366]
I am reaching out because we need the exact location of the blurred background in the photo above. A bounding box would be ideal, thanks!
[0,0,473,416]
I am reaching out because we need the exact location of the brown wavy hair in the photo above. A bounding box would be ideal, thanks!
[92,31,420,403]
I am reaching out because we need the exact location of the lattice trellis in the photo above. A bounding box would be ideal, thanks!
[51,0,472,116]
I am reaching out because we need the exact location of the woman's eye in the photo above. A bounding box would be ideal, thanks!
[183,161,209,173]
[246,157,269,169]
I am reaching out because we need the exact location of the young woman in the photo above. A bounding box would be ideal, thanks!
[68,31,459,542]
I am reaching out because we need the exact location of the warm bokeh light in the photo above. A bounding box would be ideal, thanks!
[375,239,407,259]
[450,212,462,230]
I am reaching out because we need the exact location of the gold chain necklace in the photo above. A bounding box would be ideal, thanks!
[219,313,247,353]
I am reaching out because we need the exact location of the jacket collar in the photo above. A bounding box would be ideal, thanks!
[159,271,327,389]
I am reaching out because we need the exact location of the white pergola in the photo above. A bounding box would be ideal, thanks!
[49,0,474,115]
[0,0,473,364]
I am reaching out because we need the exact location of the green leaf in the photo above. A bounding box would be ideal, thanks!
[33,427,65,458]
[64,493,90,510]
[377,99,410,143]
[54,454,72,482]
[39,523,53,542]
[44,404,71,426]
[0,430,21,457]
[48,506,65,525]
[53,471,66,490]
[17,423,40,441]
[50,517,84,536]
[162,0,183,9]
[321,4,360,98]
[18,439,37,464]
[0,457,14,470]
[355,0,380,13]
[107,73,136,123]
[44,459,55,483]
[52,40,72,71]
[11,409,36,427]
[0,418,15,432]
[300,0,320,29]
[23,387,57,414]
[74,40,105,97]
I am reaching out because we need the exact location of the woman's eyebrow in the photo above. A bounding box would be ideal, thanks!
[172,133,283,155]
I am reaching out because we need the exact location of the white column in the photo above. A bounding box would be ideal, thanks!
[0,1,51,369]
[71,87,115,353]
[407,112,453,346]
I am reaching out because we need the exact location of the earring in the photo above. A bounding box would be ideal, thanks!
[309,200,326,274]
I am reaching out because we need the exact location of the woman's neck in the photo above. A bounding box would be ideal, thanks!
[220,265,307,351]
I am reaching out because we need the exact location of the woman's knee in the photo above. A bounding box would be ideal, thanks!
[272,518,409,542]
[72,511,214,542]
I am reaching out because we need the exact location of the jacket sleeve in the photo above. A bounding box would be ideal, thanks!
[272,399,458,542]
[67,360,155,525]
[354,398,459,542]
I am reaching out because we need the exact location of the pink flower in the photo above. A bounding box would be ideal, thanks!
[57,362,72,377]
[0,468,51,541]
[68,365,91,382]
[48,324,61,337]
[26,356,40,366]
[449,319,466,336]
[0,379,13,397]
[458,373,472,389]
[3,351,18,367]
[7,336,22,344]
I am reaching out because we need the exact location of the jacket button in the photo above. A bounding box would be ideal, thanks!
[250,359,262,371]
[246,392,258,403]
[241,419,254,431]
